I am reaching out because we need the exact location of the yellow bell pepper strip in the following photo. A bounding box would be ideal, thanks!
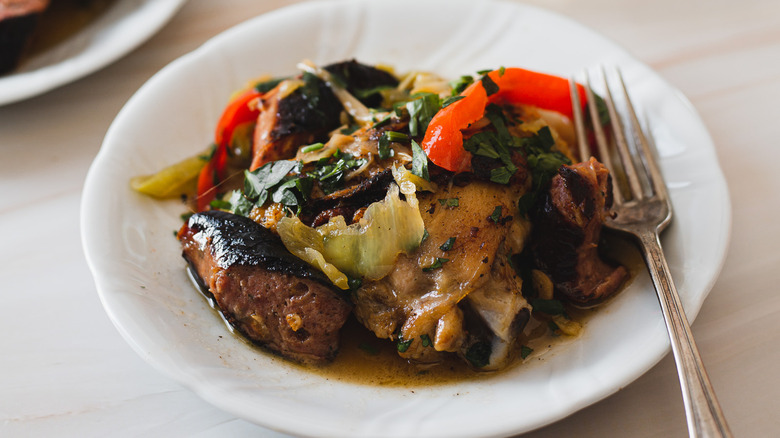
[421,68,586,173]
[130,151,209,199]
[195,89,262,211]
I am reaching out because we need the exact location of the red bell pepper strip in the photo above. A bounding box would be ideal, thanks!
[421,67,587,173]
[195,89,262,211]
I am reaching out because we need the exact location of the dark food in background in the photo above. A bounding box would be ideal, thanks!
[179,211,352,365]
[0,0,50,74]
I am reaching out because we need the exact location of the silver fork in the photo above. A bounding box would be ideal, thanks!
[569,69,732,438]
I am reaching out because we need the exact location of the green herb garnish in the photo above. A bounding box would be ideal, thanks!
[489,205,503,223]
[465,341,491,368]
[480,73,499,96]
[378,131,408,160]
[439,237,456,251]
[254,77,287,93]
[520,345,533,359]
[397,338,413,353]
[410,140,430,181]
[370,114,392,130]
[422,257,450,272]
[489,165,516,184]
[421,334,433,348]
[406,92,441,136]
[516,126,572,217]
[462,104,520,185]
[437,198,459,207]
[441,95,465,108]
[310,150,368,194]
[450,75,474,95]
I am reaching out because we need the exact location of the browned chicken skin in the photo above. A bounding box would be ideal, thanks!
[353,179,533,368]
[179,211,352,365]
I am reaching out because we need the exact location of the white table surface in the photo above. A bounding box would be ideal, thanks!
[1,0,778,436]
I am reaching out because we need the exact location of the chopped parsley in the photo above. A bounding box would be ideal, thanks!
[406,92,441,137]
[462,104,519,184]
[490,166,516,184]
[378,131,408,160]
[227,149,370,215]
[516,126,572,217]
[420,334,433,348]
[370,114,392,130]
[449,75,474,95]
[397,337,413,353]
[439,237,456,251]
[228,189,254,216]
[489,205,503,223]
[410,140,429,181]
[352,84,394,100]
[465,341,491,368]
[309,150,368,194]
[441,95,465,108]
[254,76,286,93]
[422,257,450,272]
[209,199,232,210]
[437,198,459,207]
[480,73,500,96]
[520,345,533,360]
[232,160,303,213]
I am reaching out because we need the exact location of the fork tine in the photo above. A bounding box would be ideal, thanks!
[616,69,668,200]
[600,67,646,202]
[581,71,624,205]
[569,77,590,162]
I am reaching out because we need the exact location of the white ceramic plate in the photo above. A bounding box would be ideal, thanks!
[0,0,187,106]
[81,1,731,436]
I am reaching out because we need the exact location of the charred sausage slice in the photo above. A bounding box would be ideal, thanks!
[178,210,352,365]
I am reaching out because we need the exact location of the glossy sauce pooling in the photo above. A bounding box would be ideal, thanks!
[191,233,640,386]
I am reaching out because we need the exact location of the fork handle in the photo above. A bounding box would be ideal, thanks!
[638,230,733,438]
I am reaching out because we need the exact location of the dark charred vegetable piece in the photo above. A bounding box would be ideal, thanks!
[323,59,400,108]
[250,74,341,170]
[178,210,352,365]
[530,158,629,307]
[250,60,401,170]
[0,0,50,74]
[299,167,395,227]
